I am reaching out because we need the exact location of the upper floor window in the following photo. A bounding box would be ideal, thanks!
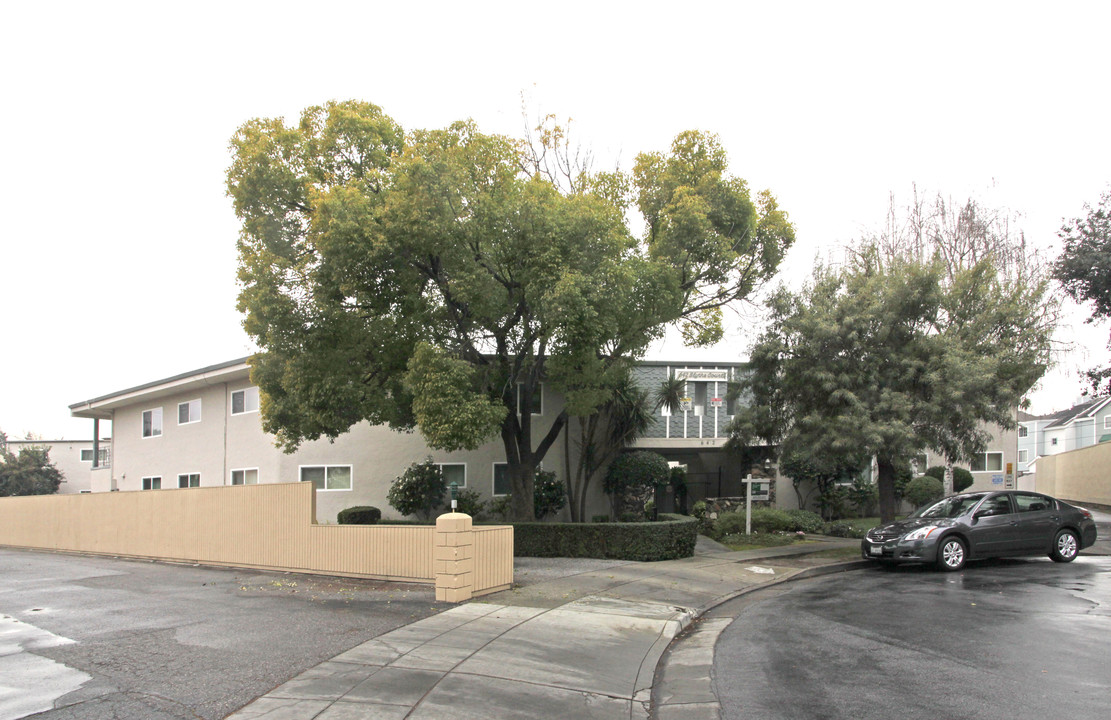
[970,452,1003,472]
[1105,416,1111,430]
[178,399,201,425]
[1018,425,1029,438]
[142,408,162,438]
[517,384,543,416]
[231,387,259,415]
[177,473,200,488]
[437,463,466,488]
[1018,449,1029,463]
[1051,437,1059,446]
[80,448,110,465]
[142,476,161,490]
[300,465,352,491]
[231,468,258,485]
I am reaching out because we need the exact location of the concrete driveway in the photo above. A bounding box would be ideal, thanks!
[0,548,445,719]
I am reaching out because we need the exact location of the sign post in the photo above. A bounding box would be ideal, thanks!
[741,474,767,535]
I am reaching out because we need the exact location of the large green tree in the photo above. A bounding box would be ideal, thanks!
[1053,191,1111,393]
[0,432,63,496]
[731,244,1053,523]
[227,101,794,520]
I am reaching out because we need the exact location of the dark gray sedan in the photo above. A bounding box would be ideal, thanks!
[861,490,1098,571]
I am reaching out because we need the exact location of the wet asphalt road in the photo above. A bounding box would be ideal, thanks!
[711,555,1111,720]
[0,548,445,719]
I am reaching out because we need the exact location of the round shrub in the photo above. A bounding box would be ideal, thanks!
[387,458,446,521]
[784,509,825,534]
[925,465,975,493]
[905,475,944,508]
[454,488,487,518]
[533,469,567,519]
[337,506,381,525]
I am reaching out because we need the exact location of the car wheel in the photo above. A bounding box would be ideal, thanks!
[1050,529,1079,563]
[936,537,966,571]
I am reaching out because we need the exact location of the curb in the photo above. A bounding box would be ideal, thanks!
[651,558,870,719]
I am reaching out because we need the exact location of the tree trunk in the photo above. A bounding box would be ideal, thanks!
[876,455,898,523]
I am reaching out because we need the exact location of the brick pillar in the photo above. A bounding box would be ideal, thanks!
[435,512,474,603]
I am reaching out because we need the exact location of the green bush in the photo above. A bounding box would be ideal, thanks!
[454,488,487,518]
[924,465,974,493]
[488,468,568,520]
[533,469,567,519]
[387,458,446,521]
[711,507,825,538]
[337,506,381,524]
[824,521,868,538]
[784,509,825,534]
[905,475,944,508]
[510,514,698,561]
[604,451,670,517]
[591,514,611,523]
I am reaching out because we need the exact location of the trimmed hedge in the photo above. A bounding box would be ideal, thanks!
[508,513,698,561]
[337,506,382,525]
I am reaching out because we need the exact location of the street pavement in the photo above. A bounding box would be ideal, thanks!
[226,537,864,719]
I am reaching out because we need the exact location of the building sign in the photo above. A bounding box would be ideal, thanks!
[675,369,729,382]
[991,474,1004,485]
[709,398,723,408]
[679,397,693,412]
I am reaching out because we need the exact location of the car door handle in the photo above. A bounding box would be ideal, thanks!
[1050,516,1059,522]
[1010,521,1019,526]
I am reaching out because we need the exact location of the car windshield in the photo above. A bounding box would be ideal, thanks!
[914,494,988,519]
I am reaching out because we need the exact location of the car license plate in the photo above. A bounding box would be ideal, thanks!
[869,545,883,556]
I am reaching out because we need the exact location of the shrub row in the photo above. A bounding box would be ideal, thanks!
[708,507,825,539]
[337,506,381,525]
[509,513,698,561]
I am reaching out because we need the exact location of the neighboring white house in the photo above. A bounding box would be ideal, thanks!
[69,358,752,522]
[1017,397,1111,485]
[0,438,104,494]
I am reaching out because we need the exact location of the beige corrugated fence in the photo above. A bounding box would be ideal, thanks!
[1036,442,1111,508]
[0,482,512,600]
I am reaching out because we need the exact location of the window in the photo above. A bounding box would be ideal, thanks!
[493,463,510,496]
[977,495,1012,516]
[1051,437,1059,446]
[912,454,928,475]
[231,387,259,415]
[300,465,352,491]
[142,476,161,490]
[80,448,110,464]
[177,473,200,488]
[142,408,162,438]
[437,463,466,488]
[692,382,707,416]
[178,399,201,425]
[517,384,543,415]
[1014,493,1054,513]
[1105,416,1111,430]
[1018,425,1028,438]
[1018,449,1029,463]
[970,452,1003,472]
[231,468,258,485]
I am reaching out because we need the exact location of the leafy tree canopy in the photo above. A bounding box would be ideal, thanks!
[1053,191,1111,393]
[730,194,1055,523]
[0,432,63,496]
[227,101,794,520]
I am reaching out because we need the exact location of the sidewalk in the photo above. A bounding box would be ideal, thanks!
[226,536,863,719]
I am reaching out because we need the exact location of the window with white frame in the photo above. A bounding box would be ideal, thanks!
[231,468,258,485]
[80,448,110,464]
[1018,425,1028,438]
[970,452,1004,472]
[517,384,543,415]
[1018,449,1029,463]
[1051,437,1059,446]
[178,399,201,425]
[437,463,466,488]
[177,473,200,488]
[300,465,352,491]
[231,387,260,415]
[142,476,161,490]
[1105,416,1111,430]
[493,463,510,496]
[142,408,162,438]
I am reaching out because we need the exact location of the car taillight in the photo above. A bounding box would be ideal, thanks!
[1079,508,1092,520]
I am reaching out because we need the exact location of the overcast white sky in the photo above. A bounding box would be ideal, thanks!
[2,0,1108,440]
